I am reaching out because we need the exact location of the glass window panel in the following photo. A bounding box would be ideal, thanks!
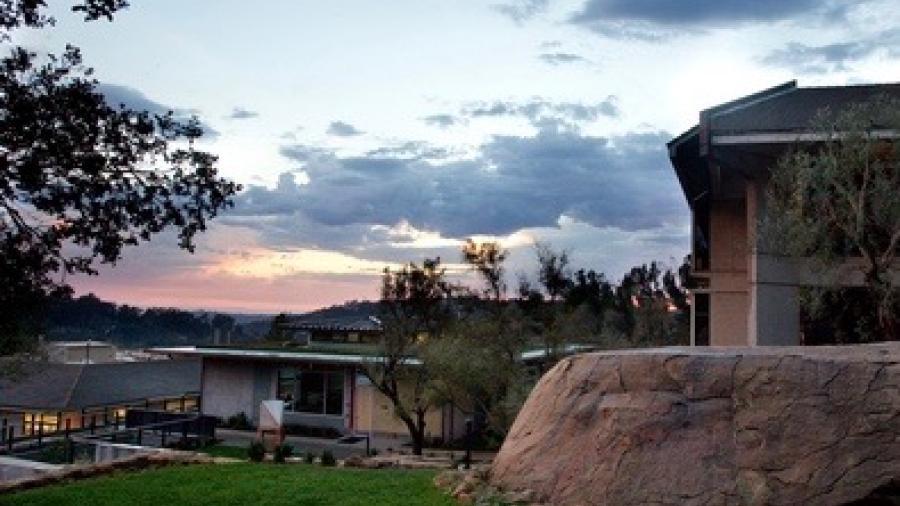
[297,372,324,414]
[277,369,297,410]
[325,372,344,415]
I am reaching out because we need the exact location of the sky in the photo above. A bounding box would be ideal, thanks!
[17,0,900,313]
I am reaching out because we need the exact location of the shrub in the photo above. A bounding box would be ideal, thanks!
[320,450,336,467]
[304,451,315,464]
[248,440,266,462]
[273,443,294,463]
[223,412,253,430]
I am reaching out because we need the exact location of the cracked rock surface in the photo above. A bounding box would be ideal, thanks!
[491,343,900,506]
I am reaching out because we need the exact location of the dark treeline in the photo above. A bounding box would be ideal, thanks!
[39,294,268,348]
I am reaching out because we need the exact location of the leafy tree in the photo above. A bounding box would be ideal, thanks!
[461,239,507,303]
[425,240,528,437]
[0,1,239,354]
[762,97,900,340]
[534,242,572,302]
[266,313,292,342]
[364,258,454,455]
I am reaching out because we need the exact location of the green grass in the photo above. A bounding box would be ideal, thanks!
[197,444,248,460]
[0,463,455,506]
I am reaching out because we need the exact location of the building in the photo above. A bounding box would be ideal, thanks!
[149,346,469,444]
[45,341,117,364]
[283,315,383,345]
[668,81,900,346]
[0,359,201,441]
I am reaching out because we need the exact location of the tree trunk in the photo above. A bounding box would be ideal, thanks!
[398,412,426,456]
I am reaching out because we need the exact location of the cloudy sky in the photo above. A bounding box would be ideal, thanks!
[18,0,900,313]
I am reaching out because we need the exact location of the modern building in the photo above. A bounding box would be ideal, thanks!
[668,81,900,346]
[0,359,201,441]
[283,315,383,345]
[149,346,469,444]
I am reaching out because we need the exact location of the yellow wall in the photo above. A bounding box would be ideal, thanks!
[353,382,463,441]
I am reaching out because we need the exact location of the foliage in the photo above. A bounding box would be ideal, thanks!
[363,258,456,455]
[273,443,293,463]
[304,451,316,464]
[0,462,456,506]
[0,1,239,354]
[222,412,253,431]
[247,440,266,462]
[425,240,528,438]
[320,449,336,467]
[266,312,293,341]
[762,96,900,340]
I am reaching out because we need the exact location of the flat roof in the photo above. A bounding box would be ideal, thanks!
[47,341,115,348]
[149,344,594,365]
[0,359,200,411]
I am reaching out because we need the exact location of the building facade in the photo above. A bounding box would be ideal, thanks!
[0,359,200,442]
[153,347,469,444]
[668,81,900,346]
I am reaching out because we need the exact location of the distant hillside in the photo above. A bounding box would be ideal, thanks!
[295,300,380,321]
[39,296,383,349]
[43,294,270,348]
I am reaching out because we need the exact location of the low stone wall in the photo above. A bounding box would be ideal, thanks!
[491,343,900,506]
[0,456,62,483]
[0,450,216,495]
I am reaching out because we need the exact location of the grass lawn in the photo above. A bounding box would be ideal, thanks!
[0,463,456,506]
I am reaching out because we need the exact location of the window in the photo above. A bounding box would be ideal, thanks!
[22,413,60,434]
[297,372,325,413]
[326,372,343,415]
[277,369,344,416]
[693,293,710,346]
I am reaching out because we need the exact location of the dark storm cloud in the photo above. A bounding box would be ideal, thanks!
[538,52,590,65]
[96,83,218,138]
[760,28,900,74]
[568,0,860,39]
[226,107,259,120]
[226,123,685,250]
[493,0,549,23]
[327,121,364,137]
[464,96,619,122]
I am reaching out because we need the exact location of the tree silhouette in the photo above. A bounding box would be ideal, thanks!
[0,1,239,352]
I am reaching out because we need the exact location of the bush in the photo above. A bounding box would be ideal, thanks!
[248,440,266,462]
[223,412,253,430]
[273,443,294,463]
[304,452,315,464]
[320,450,336,467]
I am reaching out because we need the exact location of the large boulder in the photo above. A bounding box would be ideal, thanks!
[491,344,900,505]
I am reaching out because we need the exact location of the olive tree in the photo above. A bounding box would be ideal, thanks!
[762,96,900,340]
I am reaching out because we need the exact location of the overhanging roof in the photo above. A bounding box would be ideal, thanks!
[667,80,900,206]
[0,359,200,411]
